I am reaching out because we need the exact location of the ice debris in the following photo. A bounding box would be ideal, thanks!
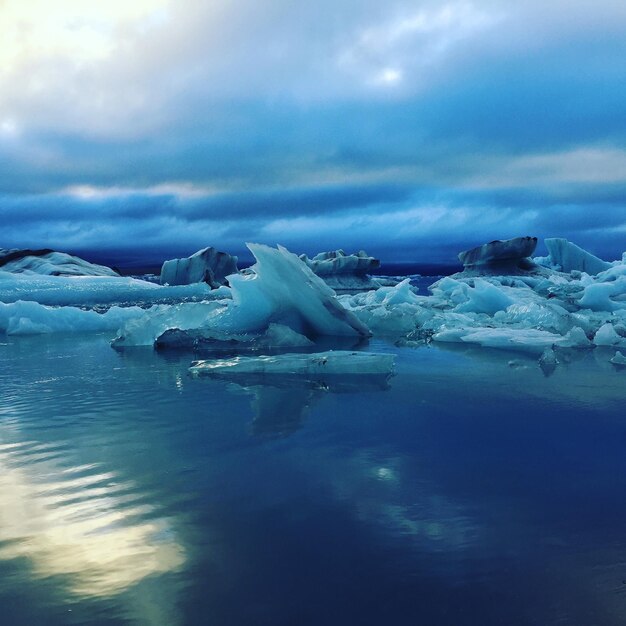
[189,351,395,378]
[339,237,626,357]
[0,249,119,277]
[160,247,238,288]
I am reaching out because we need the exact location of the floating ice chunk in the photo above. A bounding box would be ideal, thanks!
[578,283,625,312]
[543,238,612,275]
[189,351,395,378]
[0,248,118,276]
[113,244,370,347]
[454,279,515,315]
[610,351,626,366]
[557,326,593,348]
[0,270,216,307]
[160,247,238,288]
[433,325,591,355]
[0,300,145,335]
[593,323,626,347]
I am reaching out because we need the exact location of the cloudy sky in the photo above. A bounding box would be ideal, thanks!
[1,0,625,266]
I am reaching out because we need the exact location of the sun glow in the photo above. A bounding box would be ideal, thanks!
[0,0,169,72]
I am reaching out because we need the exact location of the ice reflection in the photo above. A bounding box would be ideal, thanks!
[219,373,392,437]
[0,430,185,600]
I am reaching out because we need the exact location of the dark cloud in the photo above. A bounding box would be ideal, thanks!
[1,1,625,263]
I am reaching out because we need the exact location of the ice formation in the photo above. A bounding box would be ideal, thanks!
[0,271,216,307]
[457,237,538,275]
[339,238,626,359]
[189,351,395,378]
[0,300,145,335]
[160,247,238,288]
[3,237,625,369]
[112,244,370,347]
[536,238,613,275]
[0,249,119,276]
[299,249,381,290]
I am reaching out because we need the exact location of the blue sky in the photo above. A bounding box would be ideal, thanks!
[1,0,625,265]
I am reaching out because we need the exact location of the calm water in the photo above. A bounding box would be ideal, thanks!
[1,334,626,625]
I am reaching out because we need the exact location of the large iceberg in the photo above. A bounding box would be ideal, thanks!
[0,248,119,277]
[112,244,371,347]
[160,247,238,288]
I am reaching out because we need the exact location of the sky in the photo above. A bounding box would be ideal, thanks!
[1,0,625,267]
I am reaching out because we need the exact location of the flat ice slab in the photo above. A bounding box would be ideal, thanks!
[189,350,395,378]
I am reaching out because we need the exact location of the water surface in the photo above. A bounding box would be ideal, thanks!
[1,334,625,625]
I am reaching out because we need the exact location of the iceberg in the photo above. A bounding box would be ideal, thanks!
[160,247,238,288]
[457,237,538,274]
[299,249,382,291]
[593,323,626,347]
[189,350,395,378]
[540,238,613,275]
[0,248,119,276]
[112,244,370,347]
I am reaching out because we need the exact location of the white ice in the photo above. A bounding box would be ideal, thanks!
[0,271,217,307]
[189,351,395,377]
[112,244,370,347]
[0,300,146,335]
[536,238,613,274]
[3,239,626,362]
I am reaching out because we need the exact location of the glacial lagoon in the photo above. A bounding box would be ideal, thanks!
[1,333,625,626]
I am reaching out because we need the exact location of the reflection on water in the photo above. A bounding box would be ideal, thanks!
[0,439,184,598]
[1,334,626,625]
